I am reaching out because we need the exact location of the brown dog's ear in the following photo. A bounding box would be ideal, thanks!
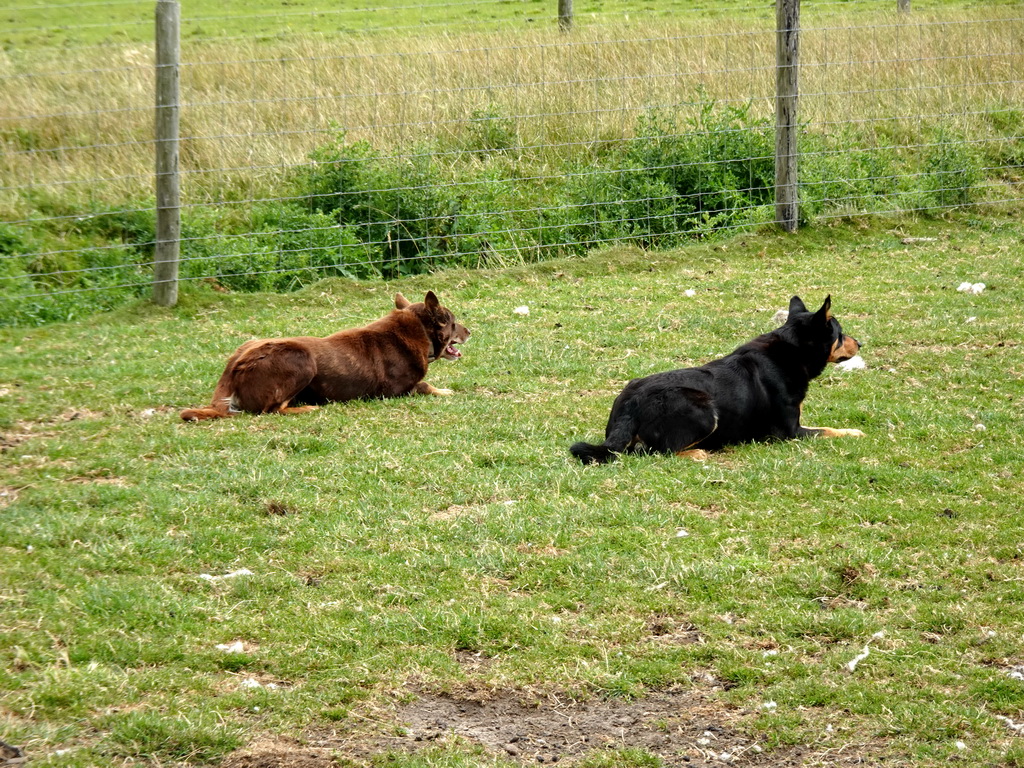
[424,291,440,312]
[395,292,411,309]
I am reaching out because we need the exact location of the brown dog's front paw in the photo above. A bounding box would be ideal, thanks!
[414,381,453,396]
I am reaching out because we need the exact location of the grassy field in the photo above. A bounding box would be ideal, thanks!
[2,211,1023,767]
[4,0,1016,49]
[5,2,1020,210]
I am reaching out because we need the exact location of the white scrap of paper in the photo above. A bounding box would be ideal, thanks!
[199,568,254,582]
[845,630,885,672]
[956,282,985,295]
[239,677,278,690]
[836,355,867,371]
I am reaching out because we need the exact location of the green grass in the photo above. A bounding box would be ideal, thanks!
[2,212,1023,766]
[5,0,1016,49]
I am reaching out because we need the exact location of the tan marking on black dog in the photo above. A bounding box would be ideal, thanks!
[828,334,861,363]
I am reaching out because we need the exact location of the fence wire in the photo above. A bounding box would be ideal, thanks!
[0,0,1021,322]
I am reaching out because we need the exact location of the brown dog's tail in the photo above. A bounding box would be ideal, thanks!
[569,441,619,465]
[180,380,235,422]
[180,348,248,422]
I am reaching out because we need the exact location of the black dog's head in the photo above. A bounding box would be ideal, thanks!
[782,295,861,369]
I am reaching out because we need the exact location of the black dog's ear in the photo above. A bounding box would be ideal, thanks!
[813,295,833,322]
[788,296,808,315]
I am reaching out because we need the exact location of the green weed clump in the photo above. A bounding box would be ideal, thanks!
[0,102,998,327]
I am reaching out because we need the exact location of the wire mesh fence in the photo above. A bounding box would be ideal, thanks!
[1,0,1021,324]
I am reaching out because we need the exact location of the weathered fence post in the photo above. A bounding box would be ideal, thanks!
[775,0,800,233]
[154,0,181,307]
[558,0,573,32]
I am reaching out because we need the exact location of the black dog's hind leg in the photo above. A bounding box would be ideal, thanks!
[571,386,719,464]
[632,387,719,456]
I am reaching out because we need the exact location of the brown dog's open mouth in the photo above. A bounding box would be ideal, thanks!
[442,342,462,360]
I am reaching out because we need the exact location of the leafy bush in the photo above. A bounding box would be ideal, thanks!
[296,135,463,277]
[181,204,367,291]
[982,105,1024,171]
[462,106,520,156]
[350,151,462,278]
[0,101,997,326]
[919,129,980,208]
[561,166,686,250]
[629,102,775,220]
[298,133,376,221]
[557,102,776,247]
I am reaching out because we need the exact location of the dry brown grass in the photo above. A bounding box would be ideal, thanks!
[0,7,1019,215]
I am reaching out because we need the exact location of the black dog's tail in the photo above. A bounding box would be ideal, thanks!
[571,385,646,466]
[571,402,640,464]
[569,441,619,465]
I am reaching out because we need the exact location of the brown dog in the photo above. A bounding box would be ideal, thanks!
[180,291,469,421]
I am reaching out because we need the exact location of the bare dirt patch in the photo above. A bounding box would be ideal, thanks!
[0,487,21,508]
[221,688,879,767]
[645,616,703,647]
[454,650,498,674]
[0,426,57,452]
[1,409,104,453]
[428,503,486,523]
[0,738,27,765]
[221,738,328,768]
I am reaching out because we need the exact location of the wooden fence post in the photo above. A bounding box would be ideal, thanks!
[775,0,800,233]
[558,0,573,32]
[154,0,181,307]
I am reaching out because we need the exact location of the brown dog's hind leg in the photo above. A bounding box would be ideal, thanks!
[183,342,318,421]
[229,343,317,414]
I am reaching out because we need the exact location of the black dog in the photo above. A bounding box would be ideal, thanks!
[570,296,863,464]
